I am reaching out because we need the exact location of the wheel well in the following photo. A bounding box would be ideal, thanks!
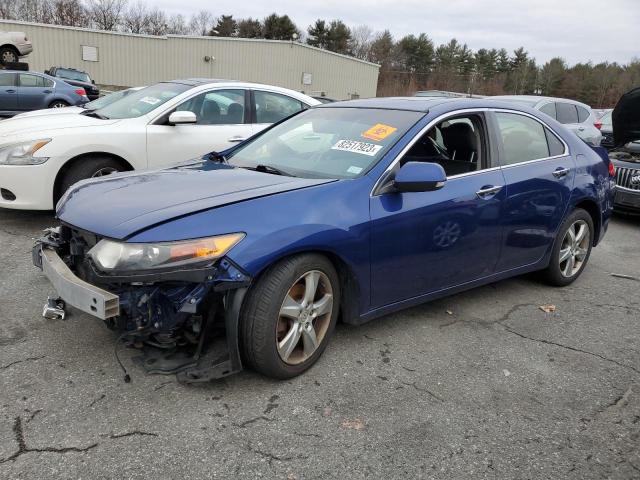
[0,44,19,54]
[574,199,601,245]
[48,99,69,107]
[53,153,134,204]
[254,250,361,325]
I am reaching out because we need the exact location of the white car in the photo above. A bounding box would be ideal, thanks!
[0,79,319,210]
[12,86,146,119]
[0,31,33,65]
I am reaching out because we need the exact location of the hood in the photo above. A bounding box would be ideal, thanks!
[57,163,335,239]
[612,86,640,147]
[0,113,118,140]
[13,106,84,119]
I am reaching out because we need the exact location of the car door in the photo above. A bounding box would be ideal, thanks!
[251,90,308,136]
[16,73,51,111]
[369,112,505,308]
[0,72,17,111]
[146,88,252,168]
[491,110,575,272]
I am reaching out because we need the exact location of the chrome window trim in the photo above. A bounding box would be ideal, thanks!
[371,107,570,196]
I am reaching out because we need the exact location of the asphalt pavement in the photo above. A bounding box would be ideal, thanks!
[0,209,639,479]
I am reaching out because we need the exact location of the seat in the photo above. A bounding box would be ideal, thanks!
[226,103,243,124]
[200,100,221,124]
[441,123,477,162]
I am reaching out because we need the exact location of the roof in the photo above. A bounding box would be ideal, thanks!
[168,78,240,86]
[319,96,461,112]
[492,95,592,108]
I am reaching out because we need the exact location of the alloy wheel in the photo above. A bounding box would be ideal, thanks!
[559,219,590,278]
[1,50,17,64]
[51,102,67,108]
[276,270,333,365]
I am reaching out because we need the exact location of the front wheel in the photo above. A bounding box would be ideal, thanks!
[0,47,18,65]
[240,254,340,379]
[49,100,69,108]
[542,208,594,286]
[56,156,124,205]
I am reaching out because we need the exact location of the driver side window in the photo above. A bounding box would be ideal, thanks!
[175,89,246,125]
[402,114,488,177]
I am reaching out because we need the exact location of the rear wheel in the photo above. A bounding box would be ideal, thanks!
[56,156,124,205]
[49,100,69,108]
[0,46,18,65]
[542,208,594,286]
[240,254,340,379]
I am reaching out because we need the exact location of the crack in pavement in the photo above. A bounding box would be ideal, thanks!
[400,381,445,403]
[0,416,98,464]
[500,324,640,375]
[0,355,46,371]
[105,430,159,439]
[87,394,106,409]
[233,416,274,428]
[247,441,309,467]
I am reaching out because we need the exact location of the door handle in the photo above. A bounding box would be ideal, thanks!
[228,137,247,143]
[6,89,15,93]
[476,185,502,199]
[43,89,52,93]
[578,127,585,131]
[552,167,570,178]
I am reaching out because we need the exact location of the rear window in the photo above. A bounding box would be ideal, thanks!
[57,68,91,83]
[576,106,590,123]
[0,72,14,87]
[539,102,556,119]
[545,128,565,156]
[495,112,551,165]
[556,103,579,124]
[19,74,45,87]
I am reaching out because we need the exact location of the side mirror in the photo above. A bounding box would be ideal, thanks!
[91,79,96,84]
[393,161,446,193]
[168,111,197,125]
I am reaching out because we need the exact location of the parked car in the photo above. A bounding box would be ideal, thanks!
[492,95,602,146]
[0,31,32,65]
[0,70,88,117]
[0,79,319,210]
[608,87,640,213]
[45,67,100,100]
[33,96,615,382]
[13,86,145,119]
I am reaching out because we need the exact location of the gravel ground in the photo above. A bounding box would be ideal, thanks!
[0,209,639,479]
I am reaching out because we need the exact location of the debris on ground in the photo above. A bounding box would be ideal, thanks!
[610,273,639,282]
[539,304,556,313]
[341,418,365,430]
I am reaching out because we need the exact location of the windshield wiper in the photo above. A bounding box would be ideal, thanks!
[243,164,294,177]
[82,110,109,120]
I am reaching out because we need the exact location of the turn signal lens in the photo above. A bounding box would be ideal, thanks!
[608,161,615,177]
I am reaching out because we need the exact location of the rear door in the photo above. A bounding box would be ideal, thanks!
[250,90,308,135]
[492,110,576,271]
[0,72,17,111]
[146,88,252,168]
[16,73,51,111]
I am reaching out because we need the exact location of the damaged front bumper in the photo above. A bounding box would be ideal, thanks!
[32,227,252,383]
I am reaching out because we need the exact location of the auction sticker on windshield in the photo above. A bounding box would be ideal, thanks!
[139,96,161,105]
[331,139,383,156]
[362,123,397,142]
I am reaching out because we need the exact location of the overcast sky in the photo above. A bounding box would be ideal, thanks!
[153,0,639,65]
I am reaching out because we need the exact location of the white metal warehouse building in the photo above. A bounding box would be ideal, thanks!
[0,20,379,99]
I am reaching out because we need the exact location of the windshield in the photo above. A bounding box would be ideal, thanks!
[227,107,423,179]
[58,68,91,83]
[84,88,138,110]
[95,83,191,119]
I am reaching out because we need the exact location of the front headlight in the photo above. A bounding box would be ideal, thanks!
[88,233,245,272]
[0,139,51,165]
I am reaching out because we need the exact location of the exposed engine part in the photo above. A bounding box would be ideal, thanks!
[42,297,66,320]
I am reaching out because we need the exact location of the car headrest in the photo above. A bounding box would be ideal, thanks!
[442,123,476,154]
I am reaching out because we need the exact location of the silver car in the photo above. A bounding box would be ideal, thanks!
[492,95,602,146]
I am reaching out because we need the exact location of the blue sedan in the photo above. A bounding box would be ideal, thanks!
[33,97,615,382]
[0,70,88,116]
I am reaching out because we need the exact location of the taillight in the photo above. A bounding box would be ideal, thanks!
[594,120,602,130]
[608,161,615,177]
[75,88,86,97]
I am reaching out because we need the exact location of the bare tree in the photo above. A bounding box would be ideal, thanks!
[166,13,188,35]
[146,8,167,35]
[122,1,149,33]
[52,0,88,27]
[15,0,54,23]
[188,10,214,36]
[86,0,126,31]
[0,0,18,19]
[349,24,373,60]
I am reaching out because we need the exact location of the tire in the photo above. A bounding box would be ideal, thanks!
[56,156,124,204]
[0,46,18,65]
[541,208,594,286]
[240,254,341,379]
[49,100,69,108]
